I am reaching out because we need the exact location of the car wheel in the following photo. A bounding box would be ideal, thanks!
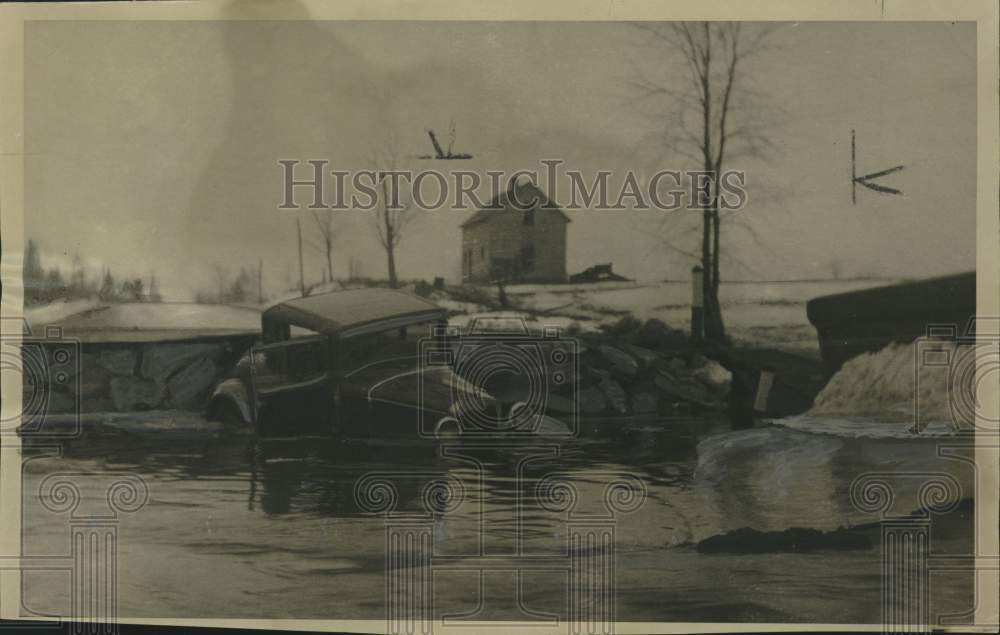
[212,400,247,429]
[433,417,462,439]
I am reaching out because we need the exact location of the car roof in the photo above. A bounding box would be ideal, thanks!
[262,288,446,338]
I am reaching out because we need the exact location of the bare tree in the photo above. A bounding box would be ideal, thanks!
[212,264,230,301]
[370,144,412,288]
[309,210,336,284]
[198,263,255,303]
[98,267,117,302]
[148,274,163,302]
[631,22,780,342]
[348,257,363,281]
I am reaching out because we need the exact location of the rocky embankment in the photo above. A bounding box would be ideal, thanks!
[529,317,733,418]
[34,316,737,420]
[39,338,252,414]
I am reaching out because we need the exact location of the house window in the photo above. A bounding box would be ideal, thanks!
[523,209,535,226]
[521,244,535,271]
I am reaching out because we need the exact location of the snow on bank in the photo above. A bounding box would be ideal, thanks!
[810,340,954,422]
[446,310,601,334]
[23,299,103,329]
[22,278,895,352]
[690,421,970,538]
[499,279,899,353]
[773,414,955,439]
[695,337,975,534]
[772,339,970,438]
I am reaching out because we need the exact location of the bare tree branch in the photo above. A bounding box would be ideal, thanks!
[369,140,411,287]
[626,20,782,341]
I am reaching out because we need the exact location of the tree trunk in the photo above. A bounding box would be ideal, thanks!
[706,208,726,341]
[385,214,397,288]
[701,208,711,328]
[326,245,333,284]
[712,211,720,298]
[699,26,721,343]
[700,94,713,340]
[383,183,399,289]
[387,246,397,288]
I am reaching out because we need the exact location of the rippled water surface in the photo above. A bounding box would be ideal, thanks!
[21,417,975,623]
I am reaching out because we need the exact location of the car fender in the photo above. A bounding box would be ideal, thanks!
[207,378,253,423]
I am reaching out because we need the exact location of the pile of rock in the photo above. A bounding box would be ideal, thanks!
[529,318,733,418]
[548,344,731,418]
[37,339,250,414]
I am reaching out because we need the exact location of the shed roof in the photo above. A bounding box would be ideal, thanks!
[262,288,445,337]
[460,182,571,229]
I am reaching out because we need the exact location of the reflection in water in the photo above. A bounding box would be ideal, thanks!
[20,417,974,623]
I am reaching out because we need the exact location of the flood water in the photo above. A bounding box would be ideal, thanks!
[19,414,976,625]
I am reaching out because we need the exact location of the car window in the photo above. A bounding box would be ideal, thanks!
[251,338,327,392]
[341,321,438,374]
[262,317,321,343]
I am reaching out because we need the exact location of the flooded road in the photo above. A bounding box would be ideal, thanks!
[20,418,975,624]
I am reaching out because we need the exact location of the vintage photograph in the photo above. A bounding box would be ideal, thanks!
[1,1,997,632]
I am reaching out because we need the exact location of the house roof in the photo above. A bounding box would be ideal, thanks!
[262,288,445,338]
[460,182,571,229]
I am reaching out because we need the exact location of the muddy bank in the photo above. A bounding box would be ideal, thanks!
[695,498,974,554]
[696,525,872,553]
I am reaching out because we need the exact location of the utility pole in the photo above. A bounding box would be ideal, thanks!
[296,218,305,296]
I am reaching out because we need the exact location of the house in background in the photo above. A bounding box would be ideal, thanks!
[460,182,570,284]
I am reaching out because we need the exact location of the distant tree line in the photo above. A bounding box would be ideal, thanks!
[194,263,263,305]
[23,239,161,306]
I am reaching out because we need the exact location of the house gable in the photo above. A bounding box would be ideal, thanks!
[459,182,571,229]
[460,182,568,283]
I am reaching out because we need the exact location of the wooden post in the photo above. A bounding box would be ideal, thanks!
[691,265,704,343]
[753,368,774,415]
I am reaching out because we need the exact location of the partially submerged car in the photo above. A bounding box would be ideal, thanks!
[207,288,567,438]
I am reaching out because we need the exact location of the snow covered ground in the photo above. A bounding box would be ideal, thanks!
[22,278,899,353]
[488,278,900,354]
[23,301,261,342]
[22,298,103,328]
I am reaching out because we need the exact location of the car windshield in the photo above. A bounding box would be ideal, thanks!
[341,320,440,375]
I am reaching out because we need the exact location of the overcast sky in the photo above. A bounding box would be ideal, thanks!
[24,10,976,300]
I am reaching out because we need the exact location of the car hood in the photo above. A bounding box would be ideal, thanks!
[341,357,573,436]
[342,357,495,415]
